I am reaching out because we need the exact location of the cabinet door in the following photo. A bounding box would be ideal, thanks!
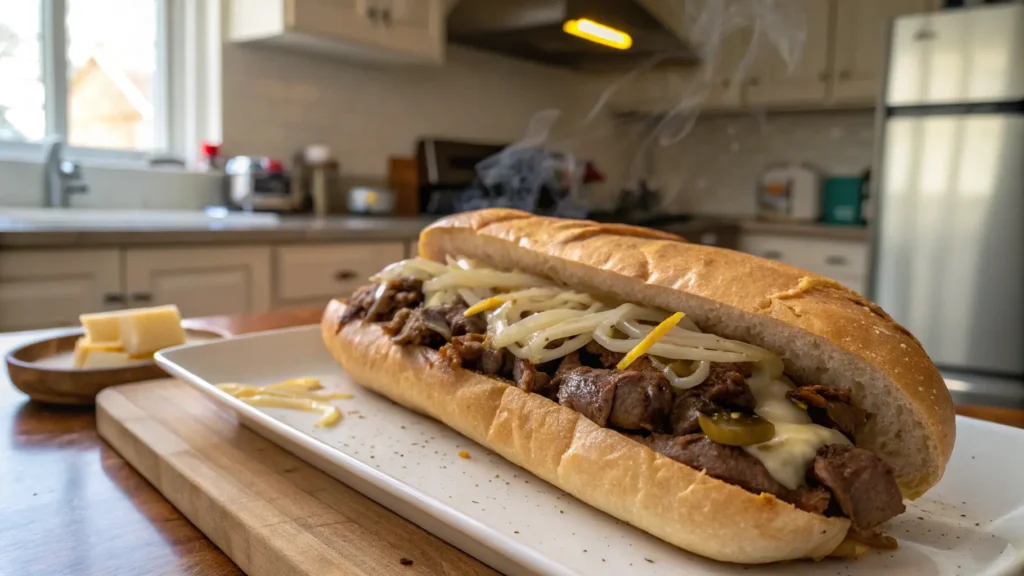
[745,0,831,106]
[831,0,932,104]
[0,249,122,331]
[287,0,444,63]
[275,242,405,308]
[124,247,271,318]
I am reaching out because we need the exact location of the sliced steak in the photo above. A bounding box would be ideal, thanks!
[513,357,556,398]
[480,346,509,376]
[642,434,830,514]
[553,351,582,381]
[583,341,624,368]
[446,306,487,337]
[339,283,379,326]
[667,362,756,435]
[438,334,512,379]
[365,278,424,322]
[381,308,412,337]
[813,444,905,530]
[788,385,867,440]
[646,433,789,497]
[556,367,618,427]
[702,363,756,411]
[390,306,450,348]
[668,390,715,435]
[607,370,672,432]
[621,355,661,375]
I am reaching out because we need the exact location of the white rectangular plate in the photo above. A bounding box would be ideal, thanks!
[157,326,1024,576]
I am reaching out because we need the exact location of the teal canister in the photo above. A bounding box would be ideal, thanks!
[822,176,865,225]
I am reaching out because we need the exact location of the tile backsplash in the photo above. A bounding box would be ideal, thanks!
[222,44,579,175]
[652,110,876,216]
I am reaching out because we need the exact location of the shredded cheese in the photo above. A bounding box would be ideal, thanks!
[616,312,685,370]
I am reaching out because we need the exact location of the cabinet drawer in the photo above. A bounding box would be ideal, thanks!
[275,242,405,302]
[738,235,868,278]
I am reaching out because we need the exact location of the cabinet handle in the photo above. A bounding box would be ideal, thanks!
[838,70,851,81]
[825,255,848,266]
[334,269,359,281]
[380,7,392,26]
[913,28,936,41]
[366,5,379,21]
[762,250,783,261]
[104,293,126,304]
[818,72,829,82]
[130,292,153,303]
[747,77,760,87]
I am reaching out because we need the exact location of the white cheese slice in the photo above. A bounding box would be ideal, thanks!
[117,305,186,355]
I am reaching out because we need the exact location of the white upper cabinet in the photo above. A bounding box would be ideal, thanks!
[831,0,934,104]
[229,0,446,64]
[745,0,832,107]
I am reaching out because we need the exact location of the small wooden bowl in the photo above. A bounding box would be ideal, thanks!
[5,327,225,405]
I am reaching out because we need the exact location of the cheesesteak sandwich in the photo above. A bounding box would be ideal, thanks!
[321,209,955,564]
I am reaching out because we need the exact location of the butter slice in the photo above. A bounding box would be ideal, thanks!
[79,310,130,344]
[117,305,186,355]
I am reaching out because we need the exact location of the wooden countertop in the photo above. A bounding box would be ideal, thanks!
[2,307,1022,574]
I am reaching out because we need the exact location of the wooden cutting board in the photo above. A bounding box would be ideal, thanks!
[96,379,496,576]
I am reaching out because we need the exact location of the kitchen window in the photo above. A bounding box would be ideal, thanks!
[0,0,170,159]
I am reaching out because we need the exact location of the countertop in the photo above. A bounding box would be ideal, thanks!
[0,215,435,247]
[2,307,1023,574]
[0,211,870,248]
[738,219,870,242]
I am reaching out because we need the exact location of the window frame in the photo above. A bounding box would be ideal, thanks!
[0,0,173,164]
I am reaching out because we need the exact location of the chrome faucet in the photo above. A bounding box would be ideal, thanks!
[43,137,89,207]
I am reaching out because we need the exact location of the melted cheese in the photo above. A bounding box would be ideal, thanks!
[744,422,850,490]
[744,373,851,489]
[216,378,351,427]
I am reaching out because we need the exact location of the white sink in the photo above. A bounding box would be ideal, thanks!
[0,208,281,229]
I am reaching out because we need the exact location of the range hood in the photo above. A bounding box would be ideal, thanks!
[447,0,698,70]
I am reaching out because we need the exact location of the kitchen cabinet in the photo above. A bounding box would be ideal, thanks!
[830,0,934,104]
[229,0,446,64]
[745,0,832,107]
[738,234,868,294]
[274,242,405,308]
[601,0,938,113]
[124,247,272,318]
[0,250,122,331]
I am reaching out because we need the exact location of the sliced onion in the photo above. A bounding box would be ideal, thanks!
[492,308,588,349]
[649,357,711,390]
[424,315,452,341]
[424,269,552,292]
[372,258,449,281]
[592,329,755,363]
[525,333,593,364]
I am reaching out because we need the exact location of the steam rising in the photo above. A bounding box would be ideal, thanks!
[467,0,808,217]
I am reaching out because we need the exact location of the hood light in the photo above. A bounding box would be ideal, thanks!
[562,18,632,50]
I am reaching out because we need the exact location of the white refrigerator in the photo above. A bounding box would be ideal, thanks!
[872,3,1024,377]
